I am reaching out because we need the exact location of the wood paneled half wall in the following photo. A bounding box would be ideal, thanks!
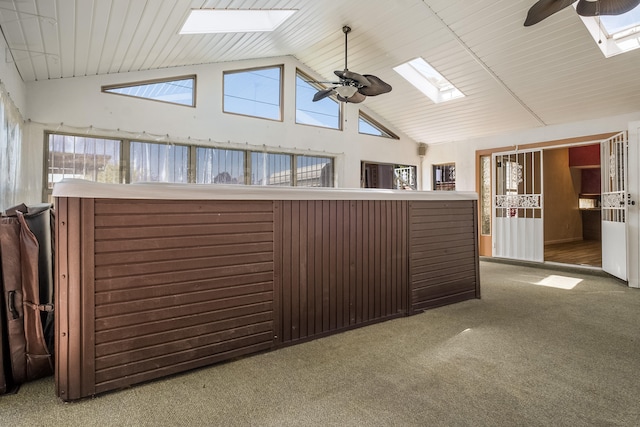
[53,181,480,401]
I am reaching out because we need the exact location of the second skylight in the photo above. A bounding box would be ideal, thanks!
[393,57,464,104]
[180,9,296,34]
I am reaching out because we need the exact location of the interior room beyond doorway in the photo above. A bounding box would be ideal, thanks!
[543,144,602,267]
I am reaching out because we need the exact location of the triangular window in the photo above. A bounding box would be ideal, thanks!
[102,75,196,107]
[358,112,398,139]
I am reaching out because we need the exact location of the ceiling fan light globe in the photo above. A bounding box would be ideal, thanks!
[335,85,358,98]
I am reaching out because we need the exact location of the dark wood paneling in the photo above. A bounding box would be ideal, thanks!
[91,199,275,394]
[409,200,480,313]
[56,195,480,401]
[276,200,409,345]
[55,197,96,401]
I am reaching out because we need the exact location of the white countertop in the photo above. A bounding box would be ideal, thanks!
[52,179,478,201]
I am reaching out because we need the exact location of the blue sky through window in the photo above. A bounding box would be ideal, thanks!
[224,67,282,120]
[600,5,640,34]
[295,72,340,129]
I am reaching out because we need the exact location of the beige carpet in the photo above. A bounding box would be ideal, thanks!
[1,260,639,426]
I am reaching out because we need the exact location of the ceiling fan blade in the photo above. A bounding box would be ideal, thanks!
[576,0,640,16]
[334,70,372,87]
[312,88,335,102]
[524,0,577,26]
[337,91,366,103]
[358,75,392,96]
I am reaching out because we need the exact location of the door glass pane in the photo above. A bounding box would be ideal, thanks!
[480,155,491,235]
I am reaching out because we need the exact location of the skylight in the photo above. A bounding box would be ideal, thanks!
[180,9,296,34]
[393,57,464,104]
[576,4,640,57]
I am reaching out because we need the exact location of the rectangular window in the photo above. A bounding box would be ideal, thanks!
[45,133,335,196]
[295,70,341,129]
[196,147,245,184]
[296,155,333,187]
[130,141,189,183]
[433,163,456,191]
[223,65,283,120]
[47,134,121,189]
[250,152,291,186]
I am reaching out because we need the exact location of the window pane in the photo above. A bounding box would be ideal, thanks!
[196,147,245,184]
[394,165,417,190]
[251,152,291,186]
[103,76,195,106]
[295,72,340,129]
[297,156,333,187]
[130,142,188,183]
[224,67,281,120]
[359,117,384,136]
[433,163,456,191]
[47,134,120,188]
[358,113,397,139]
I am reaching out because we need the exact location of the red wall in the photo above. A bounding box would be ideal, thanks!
[569,144,600,168]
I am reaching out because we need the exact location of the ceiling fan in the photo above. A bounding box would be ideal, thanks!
[524,0,640,26]
[310,26,392,104]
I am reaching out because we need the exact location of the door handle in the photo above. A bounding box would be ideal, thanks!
[628,193,636,206]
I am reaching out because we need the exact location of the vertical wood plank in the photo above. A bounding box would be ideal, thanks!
[276,201,287,344]
[67,197,82,400]
[299,201,308,338]
[291,201,300,341]
[314,201,323,335]
[80,199,96,398]
[328,200,337,331]
[307,201,315,336]
[322,200,330,332]
[280,200,296,342]
[54,197,69,400]
[350,201,357,325]
[356,201,364,323]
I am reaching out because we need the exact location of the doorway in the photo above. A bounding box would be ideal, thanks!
[543,145,602,267]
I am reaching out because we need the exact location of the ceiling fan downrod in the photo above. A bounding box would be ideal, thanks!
[343,25,351,71]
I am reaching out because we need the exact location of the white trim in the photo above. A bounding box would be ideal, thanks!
[52,179,478,201]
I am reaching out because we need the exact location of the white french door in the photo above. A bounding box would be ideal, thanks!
[601,132,628,281]
[493,149,544,262]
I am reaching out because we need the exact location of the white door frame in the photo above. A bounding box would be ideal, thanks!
[627,122,640,288]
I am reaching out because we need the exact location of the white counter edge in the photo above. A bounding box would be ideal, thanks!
[52,179,478,201]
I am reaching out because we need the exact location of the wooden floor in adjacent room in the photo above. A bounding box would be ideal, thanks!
[544,240,602,267]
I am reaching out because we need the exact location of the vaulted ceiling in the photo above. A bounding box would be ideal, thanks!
[1,0,639,144]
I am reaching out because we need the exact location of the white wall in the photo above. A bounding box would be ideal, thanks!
[0,36,26,115]
[424,111,640,192]
[23,55,420,203]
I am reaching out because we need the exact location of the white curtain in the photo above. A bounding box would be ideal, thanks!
[0,83,23,212]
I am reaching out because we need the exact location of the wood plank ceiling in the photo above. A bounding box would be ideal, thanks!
[1,0,639,145]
